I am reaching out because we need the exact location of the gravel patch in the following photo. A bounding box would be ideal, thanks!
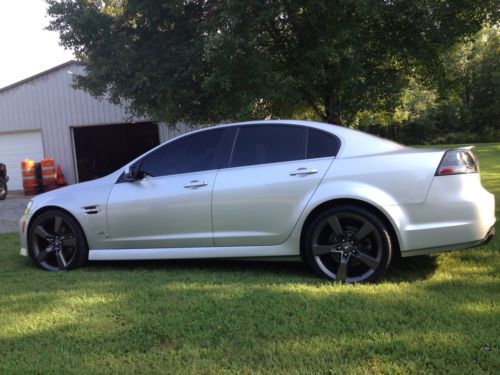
[0,192,31,233]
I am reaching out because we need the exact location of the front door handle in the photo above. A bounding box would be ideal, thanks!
[184,180,208,189]
[289,168,318,176]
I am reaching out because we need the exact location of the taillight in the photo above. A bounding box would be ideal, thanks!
[436,149,478,176]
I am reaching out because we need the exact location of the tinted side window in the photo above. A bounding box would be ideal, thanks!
[140,129,224,177]
[307,129,341,159]
[231,126,306,167]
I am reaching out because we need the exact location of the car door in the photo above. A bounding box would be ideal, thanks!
[212,125,341,246]
[106,128,226,249]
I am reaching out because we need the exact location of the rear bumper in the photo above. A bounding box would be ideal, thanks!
[401,225,495,257]
[481,225,496,246]
[393,174,496,256]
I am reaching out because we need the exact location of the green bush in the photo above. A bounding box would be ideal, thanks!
[356,26,499,146]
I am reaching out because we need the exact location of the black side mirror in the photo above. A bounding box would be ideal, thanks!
[124,164,140,181]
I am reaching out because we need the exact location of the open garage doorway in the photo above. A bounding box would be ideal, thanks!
[72,122,159,182]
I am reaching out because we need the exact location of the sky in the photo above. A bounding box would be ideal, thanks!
[0,0,74,88]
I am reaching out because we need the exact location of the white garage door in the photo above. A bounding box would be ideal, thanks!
[0,130,45,190]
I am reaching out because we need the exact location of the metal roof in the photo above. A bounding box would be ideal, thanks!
[0,60,84,94]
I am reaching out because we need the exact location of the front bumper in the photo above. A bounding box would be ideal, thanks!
[19,214,29,257]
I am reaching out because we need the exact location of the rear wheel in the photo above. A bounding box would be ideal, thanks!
[304,205,392,283]
[28,210,88,271]
[0,178,7,200]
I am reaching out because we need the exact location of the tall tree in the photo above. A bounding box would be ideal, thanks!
[47,0,497,125]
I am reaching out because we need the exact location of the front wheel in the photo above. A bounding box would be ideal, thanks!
[28,210,88,271]
[0,178,7,200]
[303,205,393,283]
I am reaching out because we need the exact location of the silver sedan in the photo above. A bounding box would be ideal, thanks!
[19,120,496,283]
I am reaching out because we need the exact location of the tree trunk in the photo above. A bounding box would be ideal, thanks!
[325,96,343,125]
[325,112,343,125]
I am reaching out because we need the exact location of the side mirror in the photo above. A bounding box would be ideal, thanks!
[124,164,140,181]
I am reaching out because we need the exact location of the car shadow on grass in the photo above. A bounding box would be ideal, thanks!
[385,255,438,282]
[89,258,314,279]
[87,254,439,283]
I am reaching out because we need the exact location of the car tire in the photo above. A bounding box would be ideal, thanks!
[0,178,7,200]
[28,209,88,271]
[303,205,392,283]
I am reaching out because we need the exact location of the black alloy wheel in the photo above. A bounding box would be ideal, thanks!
[304,205,393,283]
[28,210,88,271]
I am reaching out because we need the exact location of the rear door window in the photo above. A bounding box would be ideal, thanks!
[230,126,306,167]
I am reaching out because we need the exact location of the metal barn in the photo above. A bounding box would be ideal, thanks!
[0,61,191,190]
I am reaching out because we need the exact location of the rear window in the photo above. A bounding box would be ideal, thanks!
[306,129,341,159]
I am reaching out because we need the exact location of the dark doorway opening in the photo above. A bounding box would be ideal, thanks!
[73,122,160,182]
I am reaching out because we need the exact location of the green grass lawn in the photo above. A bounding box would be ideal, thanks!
[1,144,499,374]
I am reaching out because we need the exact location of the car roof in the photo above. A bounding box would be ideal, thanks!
[194,119,406,158]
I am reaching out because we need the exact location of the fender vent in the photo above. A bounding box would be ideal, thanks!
[83,206,100,215]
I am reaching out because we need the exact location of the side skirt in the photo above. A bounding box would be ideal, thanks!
[88,244,298,261]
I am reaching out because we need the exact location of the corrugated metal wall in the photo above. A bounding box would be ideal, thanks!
[158,122,201,143]
[0,62,195,185]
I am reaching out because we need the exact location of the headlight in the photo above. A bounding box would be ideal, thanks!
[24,200,33,215]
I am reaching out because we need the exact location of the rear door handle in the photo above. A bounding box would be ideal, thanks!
[289,168,318,176]
[184,180,208,188]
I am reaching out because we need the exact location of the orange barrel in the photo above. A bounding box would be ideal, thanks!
[56,164,67,186]
[21,159,38,196]
[41,158,57,190]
